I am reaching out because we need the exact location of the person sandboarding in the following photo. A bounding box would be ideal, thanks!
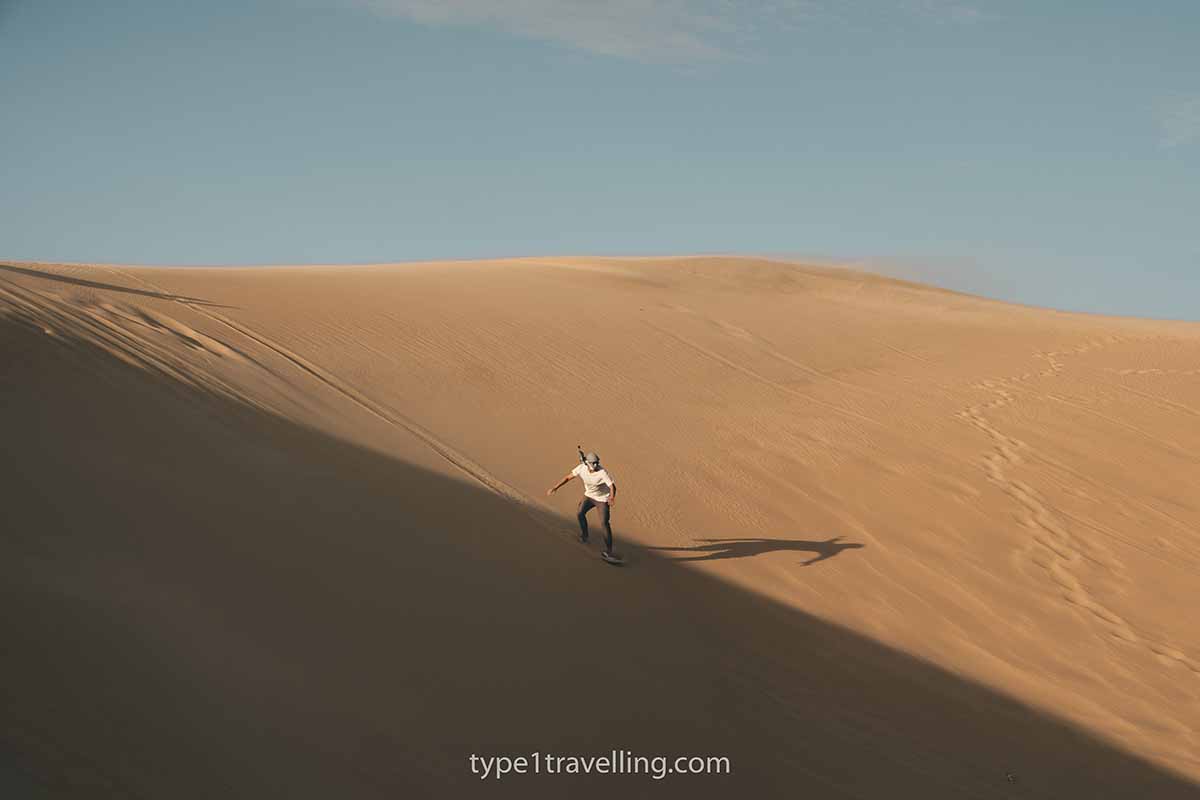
[547,448,623,565]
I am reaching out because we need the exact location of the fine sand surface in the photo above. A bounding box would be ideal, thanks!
[2,257,1198,798]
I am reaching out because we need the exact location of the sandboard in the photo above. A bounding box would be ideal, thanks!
[600,551,625,566]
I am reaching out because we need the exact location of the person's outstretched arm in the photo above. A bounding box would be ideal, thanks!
[546,471,576,496]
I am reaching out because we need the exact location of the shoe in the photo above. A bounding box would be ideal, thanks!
[578,535,589,544]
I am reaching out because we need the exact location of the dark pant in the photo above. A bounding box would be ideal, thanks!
[577,496,613,552]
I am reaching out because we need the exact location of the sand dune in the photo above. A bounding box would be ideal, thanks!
[2,257,1198,797]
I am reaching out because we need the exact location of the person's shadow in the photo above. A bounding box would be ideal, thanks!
[649,536,864,566]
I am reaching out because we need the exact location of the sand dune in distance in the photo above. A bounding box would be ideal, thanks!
[3,256,1198,798]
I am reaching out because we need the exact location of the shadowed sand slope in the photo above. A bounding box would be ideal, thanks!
[2,257,1199,797]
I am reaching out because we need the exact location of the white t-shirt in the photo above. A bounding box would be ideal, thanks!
[573,463,615,502]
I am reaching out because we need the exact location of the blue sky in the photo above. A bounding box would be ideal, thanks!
[2,1,1197,318]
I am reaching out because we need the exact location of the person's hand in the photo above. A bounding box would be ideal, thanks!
[546,487,556,496]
